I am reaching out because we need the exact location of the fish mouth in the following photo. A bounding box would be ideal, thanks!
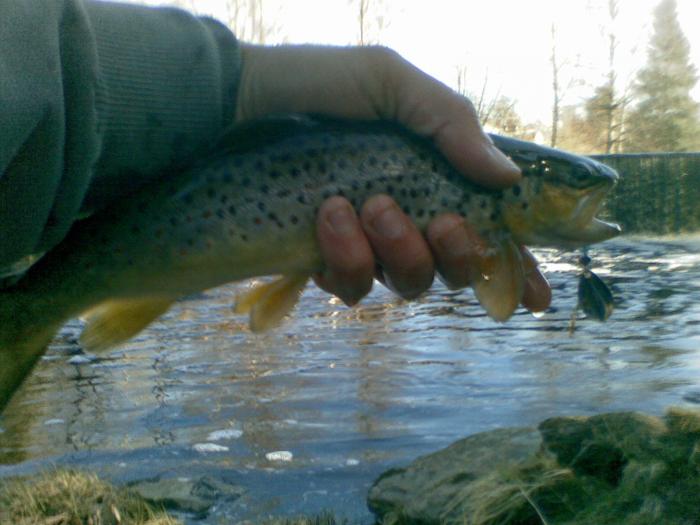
[547,179,621,247]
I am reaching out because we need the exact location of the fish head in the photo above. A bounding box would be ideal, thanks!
[491,135,622,248]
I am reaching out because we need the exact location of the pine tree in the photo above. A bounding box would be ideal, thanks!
[625,0,699,152]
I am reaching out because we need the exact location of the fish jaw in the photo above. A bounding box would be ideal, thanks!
[504,179,621,249]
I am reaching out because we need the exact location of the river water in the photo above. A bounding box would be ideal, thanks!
[1,235,700,523]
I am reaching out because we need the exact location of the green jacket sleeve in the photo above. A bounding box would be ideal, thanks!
[0,0,240,284]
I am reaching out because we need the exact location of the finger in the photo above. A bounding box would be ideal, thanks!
[384,55,521,189]
[425,214,488,289]
[314,197,374,306]
[360,195,434,299]
[519,248,552,313]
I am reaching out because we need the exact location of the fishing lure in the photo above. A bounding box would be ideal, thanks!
[569,250,614,334]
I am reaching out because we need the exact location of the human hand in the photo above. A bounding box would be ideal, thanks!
[235,44,551,313]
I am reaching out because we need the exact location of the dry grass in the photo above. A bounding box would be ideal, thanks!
[0,469,181,525]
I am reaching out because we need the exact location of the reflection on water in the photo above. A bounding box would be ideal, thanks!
[2,236,700,522]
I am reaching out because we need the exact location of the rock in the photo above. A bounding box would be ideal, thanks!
[128,475,245,518]
[368,408,700,525]
[368,427,542,524]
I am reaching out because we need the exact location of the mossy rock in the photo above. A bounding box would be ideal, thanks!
[368,408,700,525]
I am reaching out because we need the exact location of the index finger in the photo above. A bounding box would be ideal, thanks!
[385,55,522,189]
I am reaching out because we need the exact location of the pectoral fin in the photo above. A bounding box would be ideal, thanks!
[471,238,525,322]
[80,297,174,352]
[234,275,309,332]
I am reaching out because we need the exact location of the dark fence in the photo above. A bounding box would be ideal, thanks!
[591,152,700,234]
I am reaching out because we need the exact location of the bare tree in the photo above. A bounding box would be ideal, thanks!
[353,0,387,45]
[456,66,503,127]
[224,0,275,44]
[550,24,561,147]
[549,24,585,148]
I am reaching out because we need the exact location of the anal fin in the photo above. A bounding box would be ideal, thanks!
[234,275,309,332]
[80,297,174,352]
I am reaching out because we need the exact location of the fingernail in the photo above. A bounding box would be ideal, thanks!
[488,143,521,179]
[368,201,405,240]
[326,203,356,236]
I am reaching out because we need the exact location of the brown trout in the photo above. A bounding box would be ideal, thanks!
[0,115,620,409]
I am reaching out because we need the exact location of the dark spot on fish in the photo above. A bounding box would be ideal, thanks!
[512,185,522,196]
[127,258,135,267]
[302,161,311,172]
[182,193,194,204]
[216,209,226,219]
[242,177,251,187]
[382,161,389,169]
[337,188,346,198]
[338,159,348,169]
[409,189,419,199]
[290,167,301,178]
[187,239,194,247]
[522,202,529,210]
[328,172,336,182]
[257,202,266,212]
[241,234,249,242]
[169,217,178,226]
[297,194,307,205]
[417,209,425,218]
[480,200,487,209]
[423,187,431,197]
[290,215,299,224]
[228,205,237,216]
[490,212,499,222]
[389,152,399,163]
[232,158,244,168]
[431,160,439,173]
[260,184,269,194]
[270,169,282,179]
[220,194,228,204]
[207,188,216,199]
[368,156,378,167]
[277,189,291,198]
[322,190,332,200]
[429,209,437,218]
[255,160,265,171]
[403,206,411,215]
[440,198,449,208]
[222,170,233,183]
[318,162,327,174]
[386,185,394,195]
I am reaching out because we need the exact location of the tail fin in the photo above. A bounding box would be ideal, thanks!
[0,290,61,412]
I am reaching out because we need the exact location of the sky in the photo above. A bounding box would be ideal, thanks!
[137,0,700,125]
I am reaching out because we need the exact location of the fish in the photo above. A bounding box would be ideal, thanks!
[0,115,620,409]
